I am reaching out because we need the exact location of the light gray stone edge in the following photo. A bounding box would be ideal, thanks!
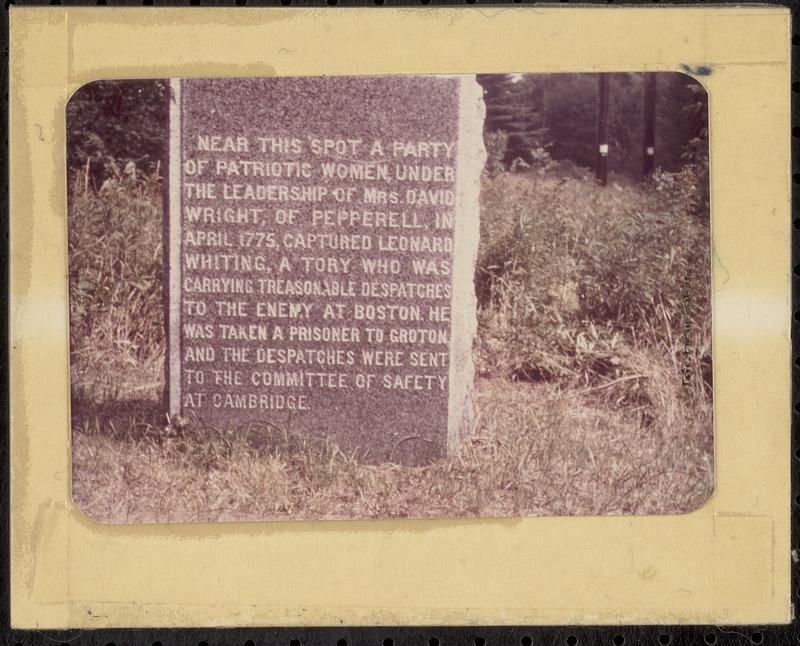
[168,78,182,417]
[447,75,486,454]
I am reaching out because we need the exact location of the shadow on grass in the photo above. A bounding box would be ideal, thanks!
[71,394,165,441]
[70,391,356,472]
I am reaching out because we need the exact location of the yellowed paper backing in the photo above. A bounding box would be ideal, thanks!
[9,6,791,628]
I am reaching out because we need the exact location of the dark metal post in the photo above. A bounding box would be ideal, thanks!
[595,74,609,186]
[642,72,657,179]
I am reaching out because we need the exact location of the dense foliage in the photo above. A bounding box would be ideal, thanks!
[476,168,711,396]
[478,72,708,179]
[478,74,547,166]
[67,80,169,190]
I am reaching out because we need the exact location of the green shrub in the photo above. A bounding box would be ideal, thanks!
[67,80,169,187]
[475,168,711,389]
[68,169,164,366]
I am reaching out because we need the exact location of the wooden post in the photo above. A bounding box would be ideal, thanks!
[642,73,657,179]
[595,74,609,186]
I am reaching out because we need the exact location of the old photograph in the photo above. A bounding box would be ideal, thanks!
[67,73,713,523]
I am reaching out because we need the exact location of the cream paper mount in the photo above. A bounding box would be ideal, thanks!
[9,6,792,628]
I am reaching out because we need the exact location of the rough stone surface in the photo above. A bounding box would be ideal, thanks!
[168,75,484,465]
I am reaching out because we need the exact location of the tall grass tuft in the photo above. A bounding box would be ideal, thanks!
[475,167,711,394]
[68,166,165,401]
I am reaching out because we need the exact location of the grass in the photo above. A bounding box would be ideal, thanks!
[69,162,714,524]
[72,375,712,523]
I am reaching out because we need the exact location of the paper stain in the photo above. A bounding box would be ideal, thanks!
[680,64,713,76]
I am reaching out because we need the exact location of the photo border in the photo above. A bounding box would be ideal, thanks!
[4,0,794,636]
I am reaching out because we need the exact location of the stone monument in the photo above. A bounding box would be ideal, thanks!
[167,75,485,465]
